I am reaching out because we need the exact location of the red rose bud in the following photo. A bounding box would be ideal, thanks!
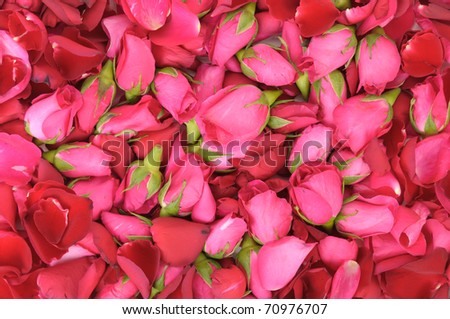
[356,29,401,95]
[114,145,163,214]
[301,24,357,82]
[208,3,258,67]
[410,73,449,135]
[239,180,292,244]
[153,67,198,123]
[294,0,340,38]
[23,181,93,264]
[237,43,297,86]
[71,176,119,220]
[204,213,247,258]
[289,163,343,226]
[0,9,47,63]
[159,144,216,223]
[0,30,31,104]
[43,142,112,178]
[310,70,347,126]
[96,95,163,137]
[77,60,116,134]
[333,89,400,154]
[401,30,444,78]
[120,0,171,31]
[335,194,397,238]
[151,217,210,266]
[116,33,155,100]
[0,133,41,186]
[25,85,83,144]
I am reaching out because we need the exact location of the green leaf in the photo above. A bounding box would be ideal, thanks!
[268,116,293,130]
[236,3,256,34]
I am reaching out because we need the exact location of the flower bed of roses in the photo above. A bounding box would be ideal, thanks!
[0,0,449,299]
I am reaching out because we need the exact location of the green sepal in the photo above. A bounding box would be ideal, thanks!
[158,67,178,77]
[144,145,162,173]
[289,153,303,173]
[268,116,293,130]
[186,119,201,145]
[159,176,187,217]
[328,70,346,102]
[333,0,351,10]
[236,234,261,283]
[128,212,153,226]
[343,174,369,185]
[95,112,119,133]
[150,266,166,299]
[294,206,335,229]
[263,90,282,106]
[296,72,310,100]
[194,253,221,286]
[343,193,360,205]
[236,2,256,34]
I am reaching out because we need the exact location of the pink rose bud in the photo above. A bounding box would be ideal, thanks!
[120,0,171,31]
[410,73,449,135]
[0,30,31,104]
[329,260,361,299]
[204,213,247,258]
[237,43,297,86]
[254,11,283,42]
[114,146,163,214]
[0,133,41,186]
[101,211,151,244]
[116,33,155,100]
[159,144,215,223]
[192,64,225,105]
[239,180,292,244]
[117,240,160,299]
[43,142,112,178]
[151,217,210,266]
[77,60,116,134]
[334,89,400,153]
[294,0,340,38]
[196,85,270,159]
[357,29,401,95]
[211,265,247,299]
[288,124,334,171]
[148,1,201,46]
[46,29,105,81]
[208,3,258,67]
[301,24,357,82]
[256,236,316,291]
[102,15,134,58]
[96,95,163,137]
[289,163,343,226]
[25,85,83,144]
[401,30,445,78]
[318,236,358,271]
[336,194,397,238]
[309,70,347,126]
[153,67,198,123]
[269,101,319,134]
[331,149,371,185]
[71,176,119,220]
